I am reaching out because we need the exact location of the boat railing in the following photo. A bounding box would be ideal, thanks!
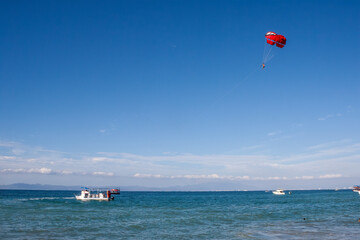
[80,187,120,193]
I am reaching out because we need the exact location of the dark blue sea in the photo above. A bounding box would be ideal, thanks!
[0,190,359,239]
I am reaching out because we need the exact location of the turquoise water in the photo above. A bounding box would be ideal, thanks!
[0,190,359,239]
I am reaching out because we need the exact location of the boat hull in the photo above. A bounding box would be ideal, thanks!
[272,192,285,195]
[272,189,285,195]
[75,196,113,201]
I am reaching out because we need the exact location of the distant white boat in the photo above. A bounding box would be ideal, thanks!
[75,188,120,201]
[272,189,285,195]
[353,186,360,194]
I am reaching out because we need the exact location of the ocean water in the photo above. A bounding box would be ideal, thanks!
[0,190,359,239]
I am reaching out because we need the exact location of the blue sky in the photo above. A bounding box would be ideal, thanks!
[1,0,359,189]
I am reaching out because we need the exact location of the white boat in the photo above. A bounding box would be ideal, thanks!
[272,189,285,195]
[75,188,120,201]
[353,186,360,194]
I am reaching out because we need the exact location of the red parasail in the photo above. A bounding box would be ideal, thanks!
[265,32,286,48]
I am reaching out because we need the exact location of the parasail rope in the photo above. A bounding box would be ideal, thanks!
[263,43,273,64]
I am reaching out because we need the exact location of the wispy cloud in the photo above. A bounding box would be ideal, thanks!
[346,105,354,113]
[98,122,117,135]
[293,175,341,180]
[1,168,54,175]
[267,131,281,136]
[307,139,351,150]
[1,167,343,181]
[318,113,342,121]
[134,173,342,181]
[1,140,360,182]
[295,176,315,180]
[92,171,114,177]
[241,145,264,151]
[0,141,18,148]
[317,105,355,121]
[0,168,114,177]
[0,156,16,160]
[319,174,342,179]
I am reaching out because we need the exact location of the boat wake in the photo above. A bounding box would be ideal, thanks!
[18,197,74,201]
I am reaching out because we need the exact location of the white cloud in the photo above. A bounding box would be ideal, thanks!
[0,141,17,147]
[319,174,342,179]
[308,139,350,150]
[134,173,236,180]
[133,173,343,181]
[0,168,114,177]
[267,131,281,136]
[268,176,288,180]
[240,145,263,151]
[295,176,315,180]
[1,167,53,174]
[92,157,110,162]
[318,113,343,121]
[61,170,73,175]
[92,171,114,177]
[292,123,304,128]
[183,174,221,179]
[134,173,164,178]
[1,140,359,184]
[0,156,16,160]
[37,167,52,174]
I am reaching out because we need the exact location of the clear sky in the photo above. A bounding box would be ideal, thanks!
[1,0,359,189]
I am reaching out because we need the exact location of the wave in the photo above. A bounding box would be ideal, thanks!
[18,197,75,201]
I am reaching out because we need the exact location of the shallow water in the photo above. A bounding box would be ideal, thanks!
[0,190,359,239]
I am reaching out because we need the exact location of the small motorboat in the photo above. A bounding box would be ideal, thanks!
[272,189,285,195]
[75,188,120,201]
[353,186,360,194]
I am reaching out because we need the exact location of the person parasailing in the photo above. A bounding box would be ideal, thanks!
[262,31,286,67]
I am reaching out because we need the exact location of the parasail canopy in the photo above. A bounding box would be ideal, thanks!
[265,32,287,48]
